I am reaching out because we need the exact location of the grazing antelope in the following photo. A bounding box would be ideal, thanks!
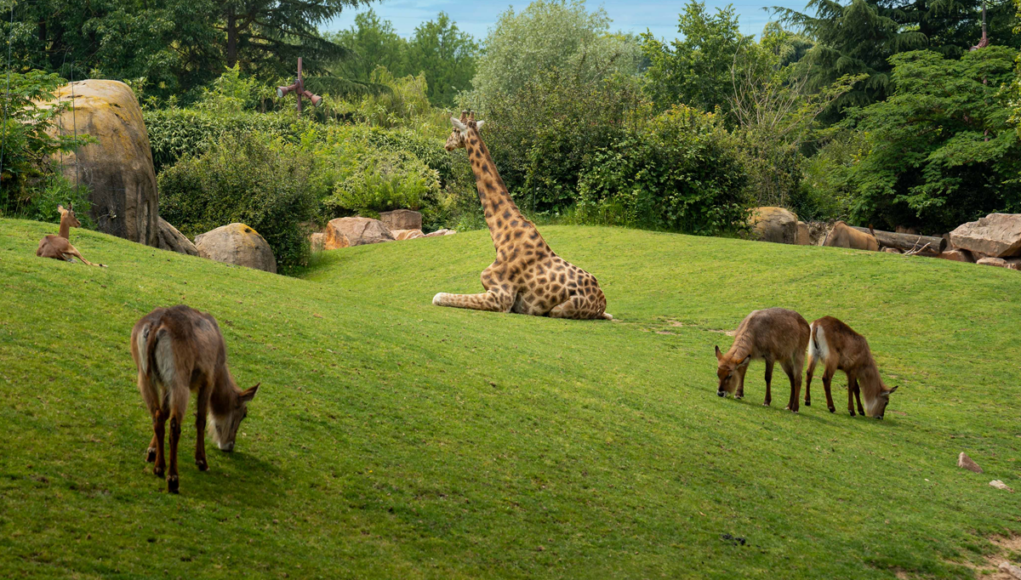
[131,306,260,493]
[36,204,106,267]
[715,308,811,412]
[805,316,898,419]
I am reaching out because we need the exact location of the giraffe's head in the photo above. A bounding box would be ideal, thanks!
[446,110,484,151]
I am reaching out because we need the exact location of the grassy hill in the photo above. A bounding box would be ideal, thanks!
[1,218,1019,579]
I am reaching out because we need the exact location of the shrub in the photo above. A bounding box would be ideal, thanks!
[576,106,749,236]
[158,133,321,274]
[326,149,441,217]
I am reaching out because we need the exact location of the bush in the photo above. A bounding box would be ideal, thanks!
[158,133,320,274]
[326,149,440,217]
[576,106,749,236]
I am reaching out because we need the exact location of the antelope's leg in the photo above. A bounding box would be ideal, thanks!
[846,372,857,417]
[137,370,160,463]
[762,359,774,406]
[782,357,800,413]
[736,364,748,399]
[153,409,167,477]
[166,384,189,493]
[851,377,865,416]
[822,368,836,413]
[62,244,101,267]
[194,384,210,472]
[804,353,817,407]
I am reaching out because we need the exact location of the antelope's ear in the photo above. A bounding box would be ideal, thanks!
[715,345,722,361]
[888,385,898,395]
[738,355,751,367]
[57,205,65,213]
[240,382,260,402]
[475,120,485,130]
[450,117,467,131]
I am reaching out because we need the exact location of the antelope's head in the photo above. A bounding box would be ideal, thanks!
[868,385,898,420]
[209,383,260,451]
[58,204,81,228]
[446,110,484,151]
[715,345,750,397]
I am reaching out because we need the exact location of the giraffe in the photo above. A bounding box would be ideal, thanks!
[434,111,611,320]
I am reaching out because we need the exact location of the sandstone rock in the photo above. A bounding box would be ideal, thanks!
[938,249,974,263]
[324,217,394,248]
[425,229,457,237]
[392,229,425,241]
[379,209,422,232]
[950,214,1021,258]
[46,80,158,246]
[156,218,199,257]
[195,223,277,273]
[883,247,902,254]
[309,232,325,252]
[796,222,811,245]
[999,562,1021,580]
[748,207,798,244]
[990,480,1014,492]
[958,452,983,473]
[977,257,1021,270]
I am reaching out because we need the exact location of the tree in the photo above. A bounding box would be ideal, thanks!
[842,47,1021,232]
[407,13,478,106]
[641,1,751,114]
[325,10,409,84]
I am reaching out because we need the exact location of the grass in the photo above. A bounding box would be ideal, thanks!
[1,218,1019,579]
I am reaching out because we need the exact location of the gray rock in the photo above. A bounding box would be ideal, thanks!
[748,207,798,244]
[949,214,1021,258]
[195,223,277,273]
[157,218,200,256]
[324,217,394,248]
[379,209,422,232]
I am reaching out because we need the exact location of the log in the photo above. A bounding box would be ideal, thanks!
[850,227,947,254]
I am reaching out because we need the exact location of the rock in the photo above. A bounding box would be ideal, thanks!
[324,217,394,248]
[156,218,199,257]
[796,222,811,245]
[958,452,983,473]
[883,247,902,254]
[425,229,457,238]
[937,249,974,263]
[379,209,422,232]
[194,223,277,273]
[748,207,798,244]
[949,214,1021,258]
[309,232,325,252]
[392,229,425,241]
[45,80,159,246]
[822,221,879,251]
[977,257,1021,270]
[999,562,1021,580]
[990,480,1014,492]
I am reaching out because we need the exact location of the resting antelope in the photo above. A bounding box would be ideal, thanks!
[805,316,898,419]
[715,308,811,412]
[36,204,106,267]
[131,306,260,493]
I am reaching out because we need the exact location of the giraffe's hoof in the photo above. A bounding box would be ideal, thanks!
[432,293,446,306]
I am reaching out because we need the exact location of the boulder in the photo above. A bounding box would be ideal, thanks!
[309,232,325,252]
[379,209,422,232]
[989,480,1014,492]
[46,80,159,246]
[425,229,457,238]
[937,249,974,263]
[796,222,811,245]
[324,217,394,249]
[194,223,277,273]
[957,452,983,473]
[156,218,199,257]
[949,214,1021,258]
[392,229,425,241]
[976,257,1021,270]
[748,207,798,244]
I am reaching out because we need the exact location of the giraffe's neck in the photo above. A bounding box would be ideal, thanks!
[464,129,533,249]
[58,216,71,239]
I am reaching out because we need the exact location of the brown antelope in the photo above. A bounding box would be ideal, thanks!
[36,204,106,266]
[715,308,811,412]
[822,221,879,251]
[805,316,898,419]
[130,306,260,493]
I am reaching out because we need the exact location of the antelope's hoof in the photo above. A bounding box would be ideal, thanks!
[717,391,725,398]
[145,448,157,463]
[849,410,856,417]
[828,407,835,413]
[167,476,179,494]
[196,459,208,472]
[154,466,165,478]
[805,400,811,407]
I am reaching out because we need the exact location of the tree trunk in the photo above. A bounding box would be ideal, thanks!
[226,8,238,68]
[850,226,947,254]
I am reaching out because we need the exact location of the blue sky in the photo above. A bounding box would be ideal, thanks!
[324,0,812,42]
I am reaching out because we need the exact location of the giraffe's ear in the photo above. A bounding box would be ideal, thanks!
[475,120,484,130]
[450,117,467,131]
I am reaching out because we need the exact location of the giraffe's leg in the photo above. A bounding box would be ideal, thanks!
[548,295,607,320]
[433,289,514,313]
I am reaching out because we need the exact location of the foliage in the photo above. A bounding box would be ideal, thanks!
[466,0,642,109]
[10,167,95,228]
[796,129,867,221]
[158,133,320,273]
[0,70,89,217]
[841,47,1021,232]
[576,105,749,235]
[353,68,436,130]
[327,149,441,217]
[641,1,752,115]
[195,65,278,114]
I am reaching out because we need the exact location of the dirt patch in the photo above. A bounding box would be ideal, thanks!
[665,319,737,336]
[948,535,1021,580]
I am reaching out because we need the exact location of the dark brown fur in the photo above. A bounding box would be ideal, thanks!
[130,306,259,493]
[715,308,811,412]
[805,316,898,419]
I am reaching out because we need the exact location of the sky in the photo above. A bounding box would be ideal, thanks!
[324,0,812,42]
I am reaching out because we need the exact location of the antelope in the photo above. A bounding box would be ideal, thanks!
[822,221,879,251]
[35,204,106,267]
[715,308,811,412]
[131,305,260,493]
[805,316,898,419]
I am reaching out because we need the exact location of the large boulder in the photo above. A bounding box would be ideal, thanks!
[949,214,1021,258]
[157,218,199,256]
[748,207,798,244]
[379,209,422,232]
[324,217,394,249]
[194,223,277,273]
[47,80,159,246]
[425,229,457,237]
[392,229,426,241]
[976,257,1021,271]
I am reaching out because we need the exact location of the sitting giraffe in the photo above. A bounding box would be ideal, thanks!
[36,204,106,267]
[434,111,610,320]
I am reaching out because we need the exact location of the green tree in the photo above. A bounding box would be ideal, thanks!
[842,47,1021,232]
[407,13,478,106]
[326,10,410,84]
[641,1,751,114]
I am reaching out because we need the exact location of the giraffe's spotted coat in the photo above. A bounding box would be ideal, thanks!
[435,112,610,320]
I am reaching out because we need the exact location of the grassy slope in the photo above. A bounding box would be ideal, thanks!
[0,218,1019,579]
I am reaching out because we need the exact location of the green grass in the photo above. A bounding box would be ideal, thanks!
[1,218,1019,579]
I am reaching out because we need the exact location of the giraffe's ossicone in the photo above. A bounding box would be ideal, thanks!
[433,111,612,320]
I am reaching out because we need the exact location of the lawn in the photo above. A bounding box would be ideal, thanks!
[0,218,1019,579]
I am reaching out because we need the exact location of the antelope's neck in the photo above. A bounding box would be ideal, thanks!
[58,218,71,239]
[464,130,532,249]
